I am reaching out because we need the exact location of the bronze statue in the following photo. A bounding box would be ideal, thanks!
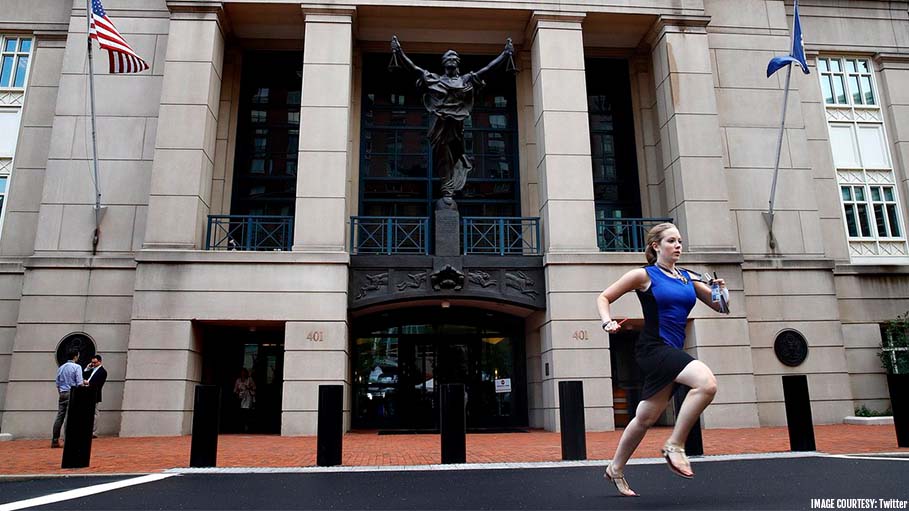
[390,36,515,198]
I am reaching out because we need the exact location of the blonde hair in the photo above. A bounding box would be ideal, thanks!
[644,222,678,265]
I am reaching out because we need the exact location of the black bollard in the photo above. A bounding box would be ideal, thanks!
[440,383,466,464]
[672,385,704,456]
[558,381,587,461]
[887,374,909,447]
[317,385,343,466]
[190,385,221,468]
[782,375,816,451]
[61,386,95,469]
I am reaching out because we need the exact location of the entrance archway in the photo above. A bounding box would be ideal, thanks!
[351,307,527,432]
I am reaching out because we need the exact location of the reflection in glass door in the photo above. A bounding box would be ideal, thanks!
[352,309,526,431]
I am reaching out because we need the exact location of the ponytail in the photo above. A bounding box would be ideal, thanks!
[644,222,677,265]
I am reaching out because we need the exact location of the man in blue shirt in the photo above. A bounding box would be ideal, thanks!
[52,350,82,448]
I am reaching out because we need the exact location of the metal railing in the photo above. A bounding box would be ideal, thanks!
[462,217,541,255]
[205,215,294,251]
[350,216,430,255]
[597,217,673,252]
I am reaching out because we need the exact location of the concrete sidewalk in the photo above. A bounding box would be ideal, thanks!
[0,424,905,476]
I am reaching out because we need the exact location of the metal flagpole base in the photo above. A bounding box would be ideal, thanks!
[762,212,777,249]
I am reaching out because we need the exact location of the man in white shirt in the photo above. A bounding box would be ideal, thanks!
[52,350,82,448]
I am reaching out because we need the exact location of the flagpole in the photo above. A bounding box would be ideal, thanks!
[86,0,103,255]
[763,64,793,250]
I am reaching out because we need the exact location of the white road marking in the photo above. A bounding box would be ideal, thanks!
[0,473,174,511]
[169,451,821,474]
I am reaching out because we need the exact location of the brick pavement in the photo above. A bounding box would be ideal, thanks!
[0,424,904,476]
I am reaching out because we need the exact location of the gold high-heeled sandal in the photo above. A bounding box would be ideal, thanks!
[661,442,694,479]
[604,464,639,497]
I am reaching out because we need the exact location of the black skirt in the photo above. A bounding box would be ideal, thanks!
[635,333,696,400]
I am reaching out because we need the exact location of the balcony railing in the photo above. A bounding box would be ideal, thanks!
[463,217,541,255]
[350,216,430,255]
[597,217,672,252]
[205,215,293,251]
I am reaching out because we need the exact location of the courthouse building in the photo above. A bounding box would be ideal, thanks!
[0,0,907,438]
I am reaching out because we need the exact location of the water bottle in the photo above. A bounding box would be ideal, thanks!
[711,278,722,304]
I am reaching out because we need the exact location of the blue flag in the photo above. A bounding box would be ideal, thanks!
[767,0,810,77]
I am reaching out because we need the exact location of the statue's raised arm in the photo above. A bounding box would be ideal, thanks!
[390,35,426,75]
[472,38,515,79]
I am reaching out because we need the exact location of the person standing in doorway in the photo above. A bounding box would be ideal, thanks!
[596,222,728,496]
[51,350,82,448]
[83,354,107,438]
[234,368,256,433]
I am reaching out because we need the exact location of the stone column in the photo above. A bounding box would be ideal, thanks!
[142,3,225,250]
[293,9,354,253]
[529,12,598,254]
[647,16,737,252]
[875,54,909,215]
[529,13,612,431]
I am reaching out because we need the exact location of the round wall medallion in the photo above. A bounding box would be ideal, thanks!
[774,330,809,367]
[55,333,96,368]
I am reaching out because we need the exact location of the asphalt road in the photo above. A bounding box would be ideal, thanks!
[3,454,908,510]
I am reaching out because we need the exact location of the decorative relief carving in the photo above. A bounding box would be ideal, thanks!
[505,271,538,297]
[854,109,882,122]
[0,91,24,107]
[467,270,497,288]
[0,158,11,174]
[356,272,388,299]
[396,271,428,292]
[879,241,909,256]
[431,264,464,291]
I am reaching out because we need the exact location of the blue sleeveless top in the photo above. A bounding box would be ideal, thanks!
[635,265,697,349]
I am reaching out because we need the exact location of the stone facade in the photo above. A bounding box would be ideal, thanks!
[0,0,907,437]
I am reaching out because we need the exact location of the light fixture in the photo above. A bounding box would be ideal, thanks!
[441,301,451,309]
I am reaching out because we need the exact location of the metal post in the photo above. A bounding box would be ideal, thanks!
[558,381,587,461]
[317,385,343,466]
[61,386,95,469]
[386,217,393,255]
[782,375,816,451]
[440,383,466,464]
[189,385,221,467]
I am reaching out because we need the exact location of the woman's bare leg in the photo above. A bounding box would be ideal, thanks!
[663,360,718,475]
[668,360,717,446]
[611,383,674,472]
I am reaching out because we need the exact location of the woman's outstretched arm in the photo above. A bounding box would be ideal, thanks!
[597,268,648,333]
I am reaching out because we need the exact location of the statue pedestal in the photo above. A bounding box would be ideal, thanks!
[434,199,460,257]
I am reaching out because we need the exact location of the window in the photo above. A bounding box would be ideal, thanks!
[586,59,643,251]
[231,52,301,217]
[0,36,31,89]
[359,53,519,218]
[0,35,34,236]
[820,56,908,262]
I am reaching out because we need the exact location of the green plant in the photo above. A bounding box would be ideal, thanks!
[855,405,892,417]
[880,311,909,374]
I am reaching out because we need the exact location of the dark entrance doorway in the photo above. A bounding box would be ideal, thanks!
[200,324,285,434]
[609,329,642,428]
[352,308,527,432]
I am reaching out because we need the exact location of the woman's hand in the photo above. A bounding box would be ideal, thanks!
[713,278,726,289]
[504,38,514,55]
[391,35,402,54]
[602,320,621,334]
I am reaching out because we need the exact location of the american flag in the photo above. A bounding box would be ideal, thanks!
[89,0,149,74]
